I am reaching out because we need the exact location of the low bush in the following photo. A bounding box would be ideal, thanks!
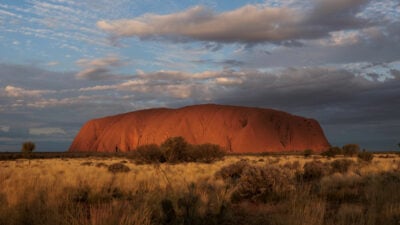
[330,159,353,174]
[302,161,327,182]
[188,143,225,163]
[358,151,374,162]
[135,144,166,163]
[231,166,294,203]
[282,161,300,170]
[161,136,190,163]
[108,163,130,173]
[133,137,225,164]
[343,144,360,157]
[322,146,342,158]
[96,162,107,168]
[215,160,250,183]
[80,161,93,166]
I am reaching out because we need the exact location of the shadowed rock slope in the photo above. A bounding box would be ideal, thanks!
[69,104,330,153]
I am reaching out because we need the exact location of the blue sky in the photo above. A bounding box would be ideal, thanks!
[0,0,399,151]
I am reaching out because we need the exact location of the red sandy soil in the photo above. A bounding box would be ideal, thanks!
[69,104,330,153]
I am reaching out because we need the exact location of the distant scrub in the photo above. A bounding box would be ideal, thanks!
[343,144,360,157]
[358,151,374,162]
[330,159,353,174]
[135,144,166,164]
[322,146,342,158]
[107,163,130,173]
[133,136,225,164]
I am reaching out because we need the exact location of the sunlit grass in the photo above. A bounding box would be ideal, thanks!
[0,154,399,224]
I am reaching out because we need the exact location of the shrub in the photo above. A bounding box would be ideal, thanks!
[188,143,225,163]
[343,144,360,157]
[322,146,342,158]
[133,138,225,164]
[135,144,166,163]
[96,162,108,168]
[21,141,35,153]
[108,163,130,173]
[302,161,327,182]
[282,160,300,170]
[80,161,93,166]
[215,160,250,183]
[358,151,374,162]
[303,149,313,158]
[161,136,190,163]
[231,165,294,203]
[330,159,353,173]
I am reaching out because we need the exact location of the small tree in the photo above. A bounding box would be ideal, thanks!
[22,141,35,163]
[22,141,35,154]
[342,144,360,157]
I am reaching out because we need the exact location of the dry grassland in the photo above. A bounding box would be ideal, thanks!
[0,154,400,225]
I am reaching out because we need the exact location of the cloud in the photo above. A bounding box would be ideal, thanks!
[97,0,371,44]
[47,61,59,66]
[0,125,10,132]
[4,85,55,98]
[75,55,123,80]
[29,127,66,136]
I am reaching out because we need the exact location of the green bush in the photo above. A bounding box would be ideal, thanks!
[343,144,360,157]
[108,163,130,173]
[358,151,374,162]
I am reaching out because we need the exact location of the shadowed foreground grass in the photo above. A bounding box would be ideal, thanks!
[0,154,400,225]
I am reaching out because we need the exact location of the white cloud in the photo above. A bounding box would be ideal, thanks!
[26,95,94,108]
[4,85,55,98]
[97,0,371,43]
[215,77,243,85]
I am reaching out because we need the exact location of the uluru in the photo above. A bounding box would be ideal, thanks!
[69,104,330,153]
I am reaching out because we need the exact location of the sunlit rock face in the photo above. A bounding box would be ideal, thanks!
[69,104,330,153]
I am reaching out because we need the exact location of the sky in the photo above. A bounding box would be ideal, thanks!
[0,0,399,152]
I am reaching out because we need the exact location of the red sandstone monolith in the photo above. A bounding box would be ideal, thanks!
[69,104,330,153]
